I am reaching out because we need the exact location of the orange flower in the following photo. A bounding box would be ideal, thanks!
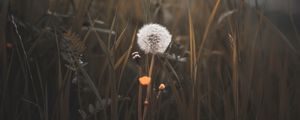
[138,76,151,86]
[158,83,166,90]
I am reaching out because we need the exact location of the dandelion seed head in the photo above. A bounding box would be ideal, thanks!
[137,23,172,54]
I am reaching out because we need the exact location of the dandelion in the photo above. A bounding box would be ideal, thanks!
[138,76,151,86]
[137,23,172,54]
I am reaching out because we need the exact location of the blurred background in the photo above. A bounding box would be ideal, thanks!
[0,0,300,120]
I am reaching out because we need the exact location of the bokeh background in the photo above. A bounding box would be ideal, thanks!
[1,0,300,120]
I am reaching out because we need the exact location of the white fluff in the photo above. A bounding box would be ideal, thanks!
[137,23,172,54]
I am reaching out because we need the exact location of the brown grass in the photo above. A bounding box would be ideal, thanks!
[1,0,300,120]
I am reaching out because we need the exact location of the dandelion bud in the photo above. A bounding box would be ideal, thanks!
[158,83,166,91]
[131,51,141,64]
[144,100,149,105]
[137,23,172,54]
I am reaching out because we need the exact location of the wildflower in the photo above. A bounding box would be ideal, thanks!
[138,76,151,86]
[137,23,172,54]
[158,83,166,91]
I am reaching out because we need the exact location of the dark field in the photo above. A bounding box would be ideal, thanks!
[1,0,300,120]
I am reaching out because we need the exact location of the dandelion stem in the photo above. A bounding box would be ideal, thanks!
[156,91,161,99]
[137,57,143,120]
[138,85,142,120]
[149,54,155,77]
[143,54,155,120]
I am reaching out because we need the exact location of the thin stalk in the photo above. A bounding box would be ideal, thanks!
[137,51,143,120]
[143,54,155,120]
[229,33,239,120]
[138,85,142,120]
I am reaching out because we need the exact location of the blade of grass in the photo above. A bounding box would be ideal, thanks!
[79,67,102,101]
[255,10,298,55]
[228,33,239,120]
[117,27,137,90]
[188,10,196,83]
[188,9,197,120]
[111,23,128,52]
[196,0,221,61]
[0,49,13,115]
[108,12,117,50]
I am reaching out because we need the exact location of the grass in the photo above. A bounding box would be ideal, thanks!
[1,0,300,120]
